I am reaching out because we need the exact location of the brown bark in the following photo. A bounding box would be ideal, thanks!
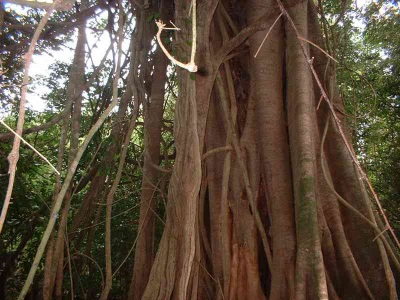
[10,0,396,298]
[204,89,230,295]
[222,74,266,300]
[247,0,296,298]
[141,1,220,298]
[306,2,397,298]
[139,0,399,299]
[285,2,328,298]
[43,7,87,297]
[142,72,201,299]
[128,24,169,300]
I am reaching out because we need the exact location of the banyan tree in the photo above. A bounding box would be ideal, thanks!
[0,0,398,299]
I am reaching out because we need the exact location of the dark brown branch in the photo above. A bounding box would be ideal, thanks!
[215,8,280,63]
[0,44,111,141]
[0,0,57,235]
[1,3,107,54]
[0,111,66,141]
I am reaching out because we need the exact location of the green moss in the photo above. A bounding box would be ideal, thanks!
[296,176,318,241]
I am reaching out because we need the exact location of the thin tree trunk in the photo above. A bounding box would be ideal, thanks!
[128,41,169,300]
[42,6,87,297]
[285,2,328,298]
[128,1,172,297]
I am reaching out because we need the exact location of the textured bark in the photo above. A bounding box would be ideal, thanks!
[285,2,328,299]
[129,31,169,300]
[247,0,296,298]
[141,1,218,299]
[306,3,397,299]
[83,1,400,298]
[42,8,87,297]
[9,0,397,298]
[139,0,398,299]
[142,69,201,300]
[224,75,266,300]
[204,91,230,296]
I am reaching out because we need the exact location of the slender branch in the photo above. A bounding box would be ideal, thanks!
[254,13,282,58]
[111,173,166,278]
[320,117,400,272]
[196,259,225,300]
[64,225,74,300]
[144,149,172,173]
[190,0,197,66]
[70,252,105,288]
[0,43,111,141]
[373,227,389,242]
[0,110,64,141]
[297,36,338,63]
[17,18,122,300]
[0,3,107,54]
[100,2,126,297]
[0,0,58,235]
[216,10,280,65]
[4,0,73,10]
[216,74,273,270]
[155,0,197,72]
[0,119,59,174]
[68,202,140,235]
[218,2,238,35]
[202,146,233,160]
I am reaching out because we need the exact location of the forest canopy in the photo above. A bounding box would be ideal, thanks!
[0,0,399,299]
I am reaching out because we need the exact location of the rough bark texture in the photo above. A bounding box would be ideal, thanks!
[285,2,328,299]
[140,0,398,299]
[129,30,169,300]
[42,10,87,298]
[247,0,296,298]
[142,64,201,300]
[5,0,398,299]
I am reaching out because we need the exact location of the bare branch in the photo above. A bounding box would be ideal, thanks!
[297,35,338,63]
[0,0,59,236]
[254,13,283,58]
[0,119,59,174]
[155,0,198,72]
[0,44,111,141]
[216,9,280,64]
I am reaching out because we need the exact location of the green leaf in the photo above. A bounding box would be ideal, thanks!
[148,12,161,23]
[147,14,155,23]
[184,17,192,25]
[164,37,171,45]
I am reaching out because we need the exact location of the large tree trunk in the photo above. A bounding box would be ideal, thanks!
[247,0,296,298]
[140,0,399,299]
